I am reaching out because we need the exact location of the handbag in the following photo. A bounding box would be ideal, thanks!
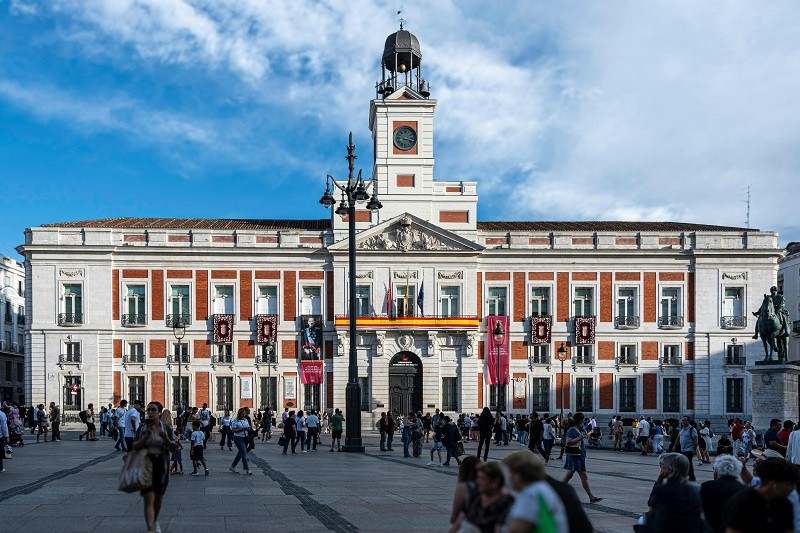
[565,445,582,456]
[278,436,288,447]
[456,441,465,456]
[119,449,153,493]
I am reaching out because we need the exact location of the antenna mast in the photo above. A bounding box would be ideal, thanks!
[745,186,751,229]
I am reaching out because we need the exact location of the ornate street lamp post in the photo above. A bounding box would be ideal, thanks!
[556,342,569,428]
[172,319,186,415]
[320,132,382,452]
[492,320,505,412]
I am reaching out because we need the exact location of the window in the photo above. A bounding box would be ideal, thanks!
[395,285,416,317]
[439,286,460,318]
[573,288,593,317]
[358,377,370,411]
[530,287,550,316]
[726,378,744,412]
[487,287,507,316]
[125,285,146,325]
[619,378,636,412]
[576,378,593,412]
[216,344,233,364]
[17,362,23,382]
[531,378,549,411]
[172,376,189,411]
[63,341,81,363]
[300,286,322,315]
[355,285,371,317]
[662,344,681,365]
[17,333,23,353]
[256,285,278,315]
[489,384,507,411]
[304,384,322,412]
[660,288,682,326]
[214,285,235,314]
[172,342,189,364]
[619,344,637,365]
[575,345,593,365]
[169,285,191,324]
[17,305,24,324]
[723,288,744,317]
[442,377,458,411]
[128,376,145,404]
[127,342,145,364]
[530,345,549,365]
[62,284,82,324]
[616,288,639,327]
[260,377,278,411]
[663,378,680,412]
[4,362,10,381]
[4,301,10,323]
[64,376,81,410]
[726,344,745,365]
[217,377,234,411]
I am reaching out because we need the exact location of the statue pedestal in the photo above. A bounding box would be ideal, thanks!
[747,363,800,430]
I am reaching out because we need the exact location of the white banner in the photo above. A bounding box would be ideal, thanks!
[240,376,252,399]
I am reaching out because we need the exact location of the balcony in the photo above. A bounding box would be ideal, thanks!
[528,354,550,366]
[58,313,83,326]
[617,354,638,366]
[166,313,191,327]
[658,315,684,329]
[575,354,594,366]
[123,354,146,364]
[333,314,480,330]
[661,355,682,366]
[18,315,24,325]
[721,316,747,329]
[10,342,22,354]
[59,352,82,364]
[614,316,640,329]
[122,313,147,327]
[725,354,746,366]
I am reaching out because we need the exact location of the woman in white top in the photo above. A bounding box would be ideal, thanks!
[698,423,712,464]
[219,410,233,451]
[229,408,253,475]
[541,417,556,462]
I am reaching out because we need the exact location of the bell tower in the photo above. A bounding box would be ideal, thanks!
[367,25,477,235]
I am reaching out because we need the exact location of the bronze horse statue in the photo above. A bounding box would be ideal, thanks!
[755,294,788,362]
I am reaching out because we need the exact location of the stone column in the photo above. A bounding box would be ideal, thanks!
[746,363,800,430]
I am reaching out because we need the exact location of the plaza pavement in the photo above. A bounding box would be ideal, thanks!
[0,429,716,532]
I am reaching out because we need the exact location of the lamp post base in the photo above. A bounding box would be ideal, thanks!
[342,381,364,453]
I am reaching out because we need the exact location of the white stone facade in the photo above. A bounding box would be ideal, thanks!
[778,243,800,360]
[1,255,26,404]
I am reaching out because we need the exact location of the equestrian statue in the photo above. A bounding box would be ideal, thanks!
[753,286,789,362]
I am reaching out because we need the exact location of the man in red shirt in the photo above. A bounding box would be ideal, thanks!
[777,420,795,445]
[730,418,744,455]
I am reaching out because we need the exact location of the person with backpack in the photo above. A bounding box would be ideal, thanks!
[79,403,97,441]
[671,415,700,482]
[114,400,128,451]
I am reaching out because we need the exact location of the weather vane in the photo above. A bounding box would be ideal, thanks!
[397,8,405,30]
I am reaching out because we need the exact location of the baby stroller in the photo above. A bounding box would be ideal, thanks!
[8,421,24,447]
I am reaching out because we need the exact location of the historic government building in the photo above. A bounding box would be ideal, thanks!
[18,27,782,426]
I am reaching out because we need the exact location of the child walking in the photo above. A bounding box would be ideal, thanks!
[426,422,444,467]
[189,421,209,476]
[170,441,184,474]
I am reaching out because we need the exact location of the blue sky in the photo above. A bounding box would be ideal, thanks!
[1,1,799,259]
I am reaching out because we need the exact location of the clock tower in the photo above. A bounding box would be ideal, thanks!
[329,25,477,239]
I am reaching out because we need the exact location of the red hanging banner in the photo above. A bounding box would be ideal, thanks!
[486,315,510,385]
[300,361,324,384]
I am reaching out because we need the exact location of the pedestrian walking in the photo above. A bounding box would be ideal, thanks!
[261,407,273,441]
[528,411,545,458]
[35,404,50,443]
[476,407,494,461]
[219,409,233,450]
[229,408,253,474]
[282,410,298,455]
[197,403,212,447]
[49,402,61,442]
[542,417,556,462]
[442,416,462,467]
[79,403,97,441]
[379,412,388,451]
[0,408,8,472]
[124,400,143,451]
[131,402,179,533]
[189,420,209,476]
[114,400,128,451]
[671,415,699,482]
[427,420,444,466]
[295,410,307,453]
[402,413,413,458]
[386,412,396,451]
[305,410,320,451]
[562,412,602,503]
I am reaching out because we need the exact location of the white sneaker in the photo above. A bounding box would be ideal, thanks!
[155,522,162,533]
[437,462,443,467]
[229,467,239,473]
[426,461,435,466]
[301,450,308,453]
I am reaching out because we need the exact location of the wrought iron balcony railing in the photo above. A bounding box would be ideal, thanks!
[166,313,191,327]
[721,316,747,329]
[725,354,746,366]
[213,354,234,364]
[122,313,147,327]
[58,313,83,326]
[658,315,684,328]
[615,316,640,329]
[334,314,480,330]
[617,354,638,366]
[60,352,82,364]
[528,355,550,366]
[575,354,594,365]
[123,354,146,364]
[661,355,682,366]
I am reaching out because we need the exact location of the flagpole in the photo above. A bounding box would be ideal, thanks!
[405,270,410,317]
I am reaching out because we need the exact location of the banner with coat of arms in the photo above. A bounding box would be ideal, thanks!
[256,314,278,344]
[530,316,551,344]
[574,316,595,345]
[213,314,234,343]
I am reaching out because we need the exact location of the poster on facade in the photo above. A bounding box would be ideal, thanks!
[575,316,595,345]
[486,315,510,385]
[530,315,552,344]
[256,314,278,344]
[241,376,252,399]
[300,314,323,360]
[213,314,234,343]
[301,361,324,384]
[284,375,296,408]
[513,377,526,409]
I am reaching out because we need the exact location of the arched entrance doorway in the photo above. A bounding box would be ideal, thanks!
[389,352,423,415]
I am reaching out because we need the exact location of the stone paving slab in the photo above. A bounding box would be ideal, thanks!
[0,429,716,532]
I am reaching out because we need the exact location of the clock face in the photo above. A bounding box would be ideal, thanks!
[393,126,417,151]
